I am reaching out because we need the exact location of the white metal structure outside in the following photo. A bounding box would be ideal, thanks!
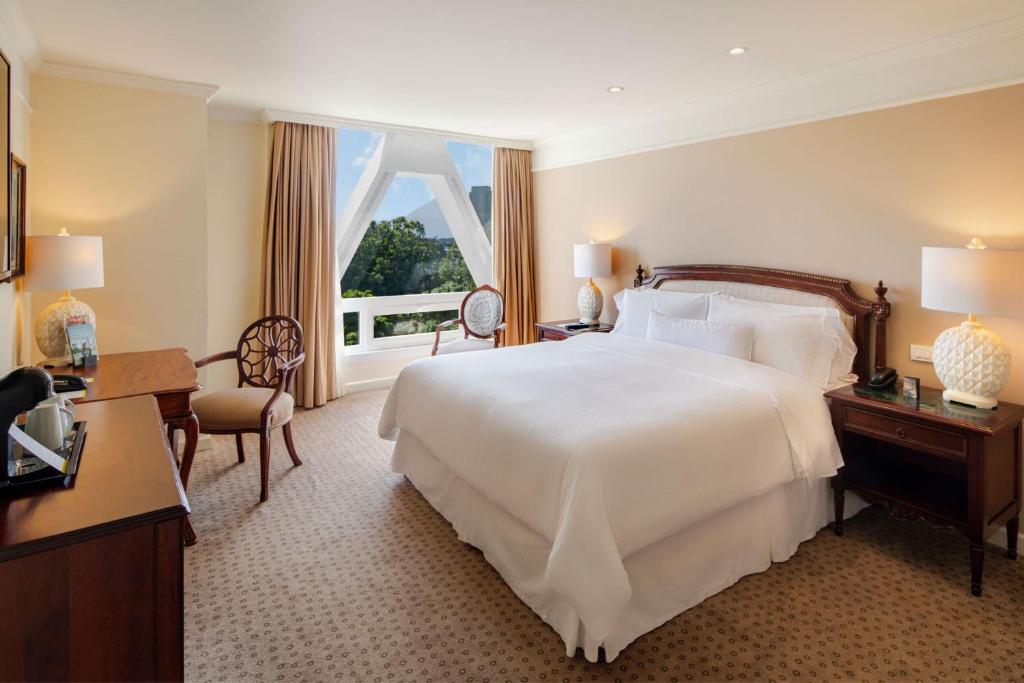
[335,133,492,354]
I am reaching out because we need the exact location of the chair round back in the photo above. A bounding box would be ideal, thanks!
[236,315,304,388]
[461,285,504,338]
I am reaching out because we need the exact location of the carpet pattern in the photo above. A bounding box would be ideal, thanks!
[184,389,1024,682]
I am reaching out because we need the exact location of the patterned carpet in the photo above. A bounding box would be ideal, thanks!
[184,389,1024,682]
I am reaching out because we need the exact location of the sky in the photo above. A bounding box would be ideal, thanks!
[335,128,492,223]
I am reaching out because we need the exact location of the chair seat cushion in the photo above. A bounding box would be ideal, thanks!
[435,338,497,355]
[193,387,294,431]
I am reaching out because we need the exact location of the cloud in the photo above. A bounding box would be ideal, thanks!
[447,141,492,188]
[352,132,384,167]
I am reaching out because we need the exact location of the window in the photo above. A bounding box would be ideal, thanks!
[341,178,473,297]
[336,130,493,352]
[446,141,493,241]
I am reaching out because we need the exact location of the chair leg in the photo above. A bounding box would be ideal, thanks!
[282,422,302,466]
[259,431,270,503]
[235,433,245,463]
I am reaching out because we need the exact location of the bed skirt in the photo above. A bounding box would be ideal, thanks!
[392,429,867,662]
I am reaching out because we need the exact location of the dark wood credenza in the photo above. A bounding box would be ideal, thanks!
[0,395,189,682]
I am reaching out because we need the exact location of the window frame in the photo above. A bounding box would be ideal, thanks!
[335,132,493,355]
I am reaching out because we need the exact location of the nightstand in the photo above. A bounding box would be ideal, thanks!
[825,383,1024,596]
[535,319,614,341]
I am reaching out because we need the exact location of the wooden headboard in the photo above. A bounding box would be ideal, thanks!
[633,264,890,381]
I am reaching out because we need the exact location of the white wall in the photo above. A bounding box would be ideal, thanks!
[535,84,1024,403]
[30,74,209,366]
[206,118,268,392]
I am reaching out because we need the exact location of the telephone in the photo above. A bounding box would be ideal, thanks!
[52,374,88,392]
[868,367,898,390]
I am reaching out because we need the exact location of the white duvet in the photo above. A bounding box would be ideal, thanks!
[379,333,842,645]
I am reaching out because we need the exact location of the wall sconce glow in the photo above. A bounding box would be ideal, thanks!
[606,86,625,93]
[966,237,987,250]
[728,46,748,55]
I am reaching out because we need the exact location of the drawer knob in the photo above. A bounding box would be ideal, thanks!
[895,427,907,438]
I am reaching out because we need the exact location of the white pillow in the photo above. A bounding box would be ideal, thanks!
[713,296,858,383]
[646,311,754,360]
[708,294,849,387]
[612,289,711,338]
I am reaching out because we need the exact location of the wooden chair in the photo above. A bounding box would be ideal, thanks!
[190,315,305,502]
[431,284,506,356]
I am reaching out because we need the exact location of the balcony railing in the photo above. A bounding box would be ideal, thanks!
[338,292,467,354]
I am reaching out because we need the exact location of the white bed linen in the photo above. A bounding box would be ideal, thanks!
[391,429,868,661]
[380,334,844,647]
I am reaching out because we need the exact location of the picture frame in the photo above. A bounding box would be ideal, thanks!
[65,317,98,369]
[902,375,920,403]
[8,154,24,279]
[0,49,10,284]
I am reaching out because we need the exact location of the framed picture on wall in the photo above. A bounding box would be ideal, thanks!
[0,48,10,284]
[9,154,24,279]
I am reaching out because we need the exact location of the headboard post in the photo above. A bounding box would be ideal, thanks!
[872,280,891,372]
[632,263,889,382]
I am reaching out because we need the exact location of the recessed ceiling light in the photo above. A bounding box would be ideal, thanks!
[728,46,747,55]
[607,86,624,93]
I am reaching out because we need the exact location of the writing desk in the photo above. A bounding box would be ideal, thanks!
[49,348,201,544]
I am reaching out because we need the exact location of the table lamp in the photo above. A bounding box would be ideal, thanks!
[25,228,105,363]
[573,242,612,324]
[921,238,1024,409]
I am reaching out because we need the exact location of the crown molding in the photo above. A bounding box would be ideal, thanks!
[0,0,40,70]
[208,105,264,124]
[37,62,220,100]
[265,108,533,150]
[533,15,1024,171]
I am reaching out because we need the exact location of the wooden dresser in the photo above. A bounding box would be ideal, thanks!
[0,395,189,681]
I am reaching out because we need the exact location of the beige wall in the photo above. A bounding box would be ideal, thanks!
[30,75,209,366]
[0,37,33,375]
[535,84,1024,403]
[206,119,268,392]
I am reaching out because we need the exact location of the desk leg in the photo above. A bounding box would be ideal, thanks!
[182,518,197,546]
[168,413,200,547]
[166,424,179,465]
[177,414,199,489]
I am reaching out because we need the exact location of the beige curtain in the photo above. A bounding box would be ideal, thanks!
[493,148,537,346]
[261,121,338,408]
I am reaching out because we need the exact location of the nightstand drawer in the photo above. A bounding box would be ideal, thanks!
[537,327,568,342]
[535,320,614,342]
[843,407,967,458]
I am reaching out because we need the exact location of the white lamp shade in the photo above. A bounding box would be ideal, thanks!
[573,243,612,279]
[25,235,105,292]
[921,246,1024,318]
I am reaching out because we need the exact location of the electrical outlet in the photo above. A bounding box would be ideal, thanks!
[910,344,933,363]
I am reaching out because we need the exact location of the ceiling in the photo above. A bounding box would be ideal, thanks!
[18,0,1024,142]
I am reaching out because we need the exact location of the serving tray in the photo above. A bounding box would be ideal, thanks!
[1,420,87,493]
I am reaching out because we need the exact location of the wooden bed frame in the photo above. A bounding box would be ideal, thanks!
[633,264,890,381]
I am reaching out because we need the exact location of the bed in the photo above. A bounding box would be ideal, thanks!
[379,264,890,662]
